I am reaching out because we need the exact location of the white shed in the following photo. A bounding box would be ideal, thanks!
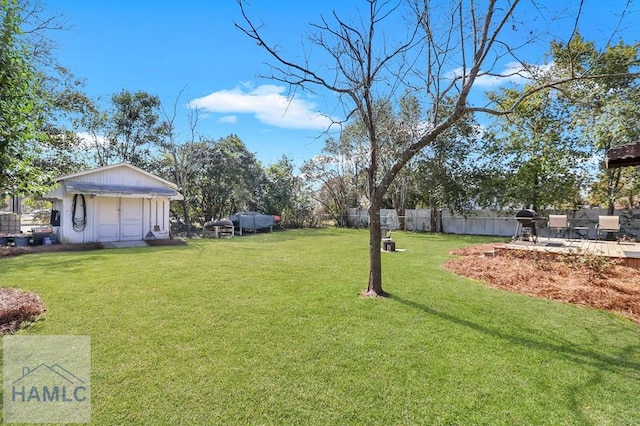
[42,163,183,244]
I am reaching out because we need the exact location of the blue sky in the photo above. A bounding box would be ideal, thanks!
[45,1,638,167]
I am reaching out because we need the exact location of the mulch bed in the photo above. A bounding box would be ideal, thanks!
[444,243,640,324]
[144,238,187,246]
[0,288,46,334]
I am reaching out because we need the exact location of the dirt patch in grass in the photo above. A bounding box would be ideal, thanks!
[0,243,104,259]
[444,243,640,324]
[0,288,46,334]
[0,239,187,259]
[144,238,187,247]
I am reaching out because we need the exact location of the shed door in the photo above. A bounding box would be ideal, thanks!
[120,198,143,241]
[96,198,143,242]
[97,198,120,242]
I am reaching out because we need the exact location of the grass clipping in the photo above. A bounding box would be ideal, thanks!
[444,243,640,324]
[0,288,46,334]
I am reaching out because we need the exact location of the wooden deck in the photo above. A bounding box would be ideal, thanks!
[505,237,640,269]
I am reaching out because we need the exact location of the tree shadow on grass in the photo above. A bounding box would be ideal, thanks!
[390,294,640,377]
[390,293,640,423]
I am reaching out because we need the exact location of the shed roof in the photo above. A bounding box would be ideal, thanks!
[55,162,179,189]
[44,162,184,200]
[64,181,181,199]
[606,142,640,168]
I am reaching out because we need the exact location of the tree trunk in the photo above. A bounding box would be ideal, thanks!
[430,207,439,233]
[363,200,389,297]
[392,185,406,230]
[180,199,192,238]
[606,168,620,216]
[396,205,405,231]
[607,203,615,216]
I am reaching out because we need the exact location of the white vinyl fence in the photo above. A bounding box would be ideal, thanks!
[344,208,640,239]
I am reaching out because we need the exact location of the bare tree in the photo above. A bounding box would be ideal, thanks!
[235,0,635,297]
[302,131,368,227]
[158,87,201,237]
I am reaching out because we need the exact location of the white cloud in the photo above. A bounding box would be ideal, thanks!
[75,131,108,148]
[449,62,554,89]
[218,115,238,124]
[187,84,336,130]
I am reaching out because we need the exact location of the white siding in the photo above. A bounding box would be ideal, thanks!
[59,194,95,244]
[65,165,163,187]
[46,164,178,243]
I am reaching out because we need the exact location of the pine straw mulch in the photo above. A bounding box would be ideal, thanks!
[444,243,640,324]
[0,287,46,335]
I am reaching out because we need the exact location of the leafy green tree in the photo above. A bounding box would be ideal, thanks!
[550,35,640,214]
[411,138,480,231]
[75,90,165,169]
[0,0,50,196]
[584,85,640,213]
[101,90,164,168]
[588,167,640,210]
[1,0,92,195]
[286,187,318,228]
[151,142,203,236]
[404,97,485,231]
[483,87,589,211]
[192,135,264,223]
[262,156,312,227]
[36,67,96,176]
[619,169,640,210]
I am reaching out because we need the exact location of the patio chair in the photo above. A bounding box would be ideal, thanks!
[547,215,569,240]
[595,215,620,243]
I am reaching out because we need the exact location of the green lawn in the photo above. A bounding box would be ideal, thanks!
[2,228,639,425]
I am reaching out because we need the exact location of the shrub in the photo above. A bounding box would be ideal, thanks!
[558,248,622,279]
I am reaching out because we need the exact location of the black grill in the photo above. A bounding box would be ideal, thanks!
[515,209,540,242]
[516,209,538,225]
